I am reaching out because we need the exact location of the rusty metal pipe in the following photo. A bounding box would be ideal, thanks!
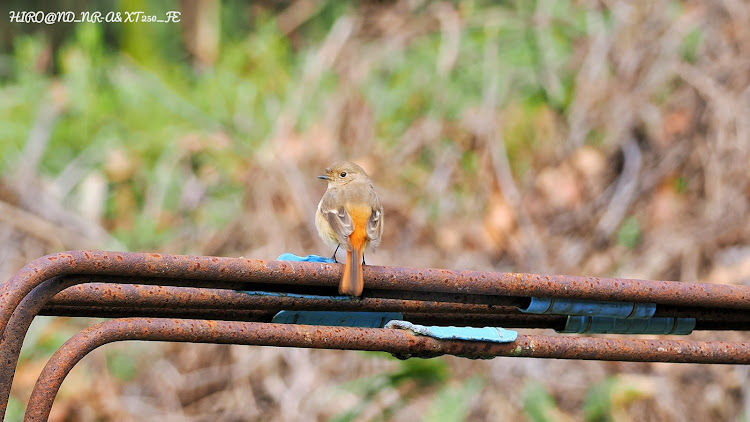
[38,305,568,329]
[39,282,564,328]
[0,276,80,421]
[0,273,524,420]
[48,283,750,325]
[36,305,750,332]
[0,274,265,421]
[0,272,527,420]
[44,283,750,330]
[0,274,246,421]
[25,318,750,420]
[365,290,528,306]
[38,305,278,321]
[653,305,750,321]
[5,250,750,343]
[47,283,513,314]
[5,251,750,420]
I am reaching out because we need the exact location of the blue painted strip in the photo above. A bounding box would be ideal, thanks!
[244,253,342,299]
[385,320,518,343]
[272,310,403,328]
[560,316,696,335]
[520,297,656,319]
[277,253,336,263]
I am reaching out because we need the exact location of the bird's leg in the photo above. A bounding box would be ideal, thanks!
[362,254,366,265]
[331,244,340,263]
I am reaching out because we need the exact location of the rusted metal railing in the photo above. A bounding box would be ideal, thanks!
[23,318,750,421]
[33,281,750,331]
[3,250,750,421]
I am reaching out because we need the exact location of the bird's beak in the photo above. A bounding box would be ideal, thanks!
[318,174,330,180]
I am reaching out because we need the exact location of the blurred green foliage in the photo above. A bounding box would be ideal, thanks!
[584,375,654,421]
[19,317,78,363]
[522,381,560,422]
[422,376,484,422]
[583,376,619,422]
[680,28,703,63]
[522,376,654,422]
[105,347,139,381]
[616,216,641,249]
[332,357,452,421]
[5,396,24,422]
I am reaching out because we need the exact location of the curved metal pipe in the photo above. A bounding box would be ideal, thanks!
[25,318,750,421]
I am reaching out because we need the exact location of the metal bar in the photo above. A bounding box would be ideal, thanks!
[4,271,749,419]
[37,282,750,329]
[0,273,528,420]
[364,290,529,306]
[0,276,80,421]
[3,269,749,407]
[41,282,750,330]
[47,283,512,314]
[0,274,255,421]
[36,304,750,332]
[39,305,278,321]
[47,283,750,325]
[5,251,750,344]
[40,282,567,327]
[0,273,527,420]
[0,274,246,421]
[653,305,750,321]
[25,318,750,421]
[3,251,750,420]
[38,305,568,329]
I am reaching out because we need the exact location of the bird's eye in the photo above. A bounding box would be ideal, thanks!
[340,172,347,177]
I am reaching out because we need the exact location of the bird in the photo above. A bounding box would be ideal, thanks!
[315,161,383,296]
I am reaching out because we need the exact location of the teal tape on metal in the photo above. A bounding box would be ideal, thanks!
[559,316,696,335]
[277,253,336,263]
[272,310,402,328]
[385,320,517,343]
[520,297,656,319]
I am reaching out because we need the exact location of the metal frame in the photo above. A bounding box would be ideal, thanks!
[3,250,750,421]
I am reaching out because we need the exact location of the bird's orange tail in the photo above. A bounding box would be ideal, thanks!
[339,247,364,296]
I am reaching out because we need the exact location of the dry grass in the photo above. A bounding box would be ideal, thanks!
[2,1,750,420]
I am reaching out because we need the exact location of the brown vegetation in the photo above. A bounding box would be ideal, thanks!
[2,1,750,420]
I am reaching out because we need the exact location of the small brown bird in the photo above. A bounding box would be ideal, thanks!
[316,161,383,296]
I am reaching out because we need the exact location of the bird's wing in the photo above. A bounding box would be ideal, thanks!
[366,195,384,248]
[320,193,355,248]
